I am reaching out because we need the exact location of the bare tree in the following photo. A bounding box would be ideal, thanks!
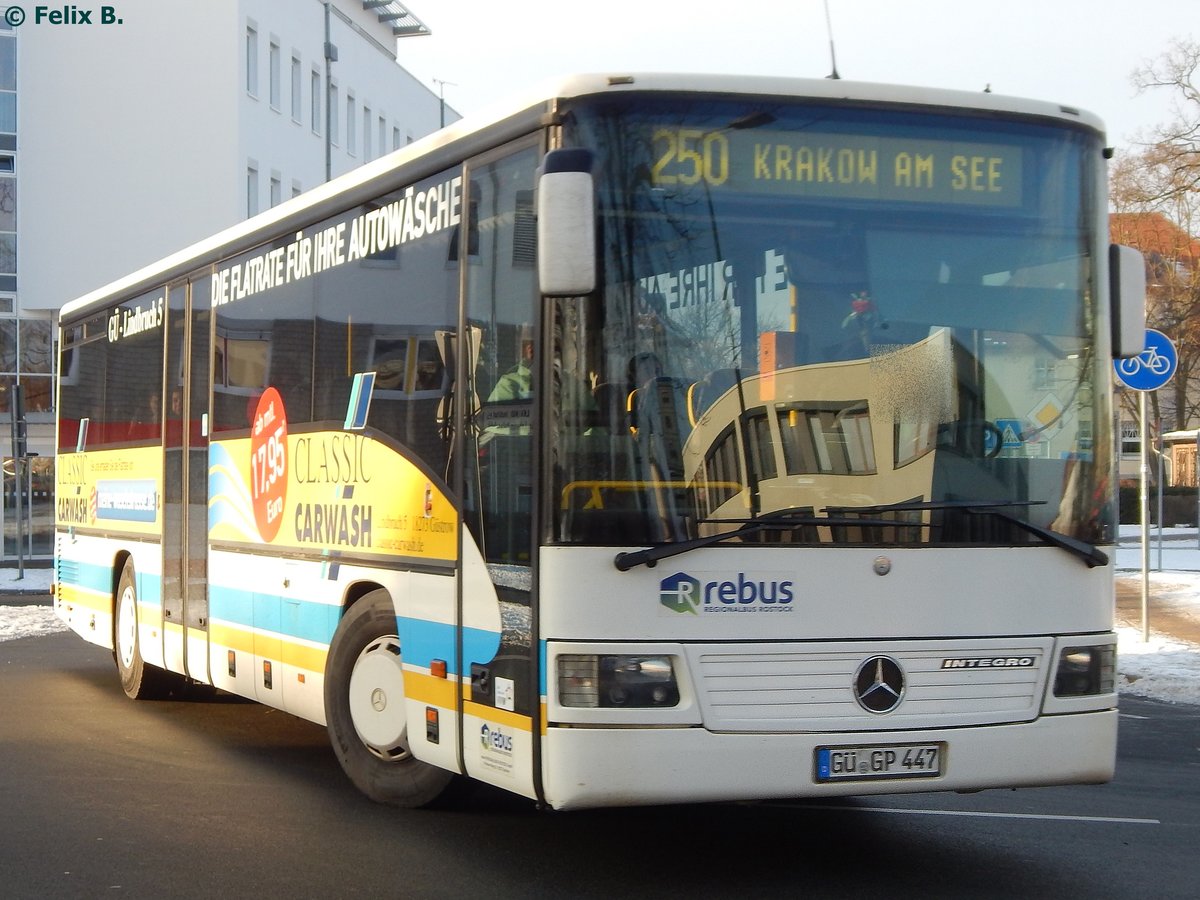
[1111,38,1200,432]
[1130,37,1200,201]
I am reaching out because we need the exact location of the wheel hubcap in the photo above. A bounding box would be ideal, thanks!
[116,586,137,669]
[348,636,410,761]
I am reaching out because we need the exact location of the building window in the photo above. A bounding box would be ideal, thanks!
[393,127,401,150]
[291,54,302,121]
[0,233,14,275]
[270,174,281,208]
[0,314,54,414]
[214,329,271,393]
[346,93,356,156]
[370,335,447,396]
[378,116,386,157]
[1121,421,1141,456]
[0,172,14,231]
[0,28,15,134]
[247,163,259,217]
[269,39,281,110]
[0,31,14,90]
[778,402,876,475]
[292,179,302,199]
[363,105,371,160]
[245,23,258,96]
[329,83,338,145]
[310,68,321,134]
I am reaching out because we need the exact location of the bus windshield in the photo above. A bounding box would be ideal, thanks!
[550,96,1112,551]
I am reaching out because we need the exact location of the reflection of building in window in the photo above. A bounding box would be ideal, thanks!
[214,328,270,391]
[777,402,876,475]
[745,410,777,481]
[370,334,446,395]
[895,417,938,468]
[1034,360,1056,390]
[0,310,55,413]
[702,424,740,512]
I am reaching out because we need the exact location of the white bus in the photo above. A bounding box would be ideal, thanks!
[54,74,1145,810]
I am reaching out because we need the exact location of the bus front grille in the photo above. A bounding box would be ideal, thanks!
[687,638,1053,733]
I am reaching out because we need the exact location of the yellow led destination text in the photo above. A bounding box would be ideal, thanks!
[650,129,1021,206]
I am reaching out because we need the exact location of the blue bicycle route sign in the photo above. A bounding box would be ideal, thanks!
[1114,328,1177,392]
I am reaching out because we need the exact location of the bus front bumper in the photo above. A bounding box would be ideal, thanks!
[540,709,1117,810]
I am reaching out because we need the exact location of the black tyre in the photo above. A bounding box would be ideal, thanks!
[113,559,177,699]
[324,589,454,807]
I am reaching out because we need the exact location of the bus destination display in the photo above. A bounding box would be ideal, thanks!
[651,128,1022,207]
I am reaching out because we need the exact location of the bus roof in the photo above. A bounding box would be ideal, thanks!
[60,72,1105,322]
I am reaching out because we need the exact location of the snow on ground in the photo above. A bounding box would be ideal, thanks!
[3,531,1199,705]
[1113,527,1200,705]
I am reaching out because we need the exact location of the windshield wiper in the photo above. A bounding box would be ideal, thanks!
[612,512,912,572]
[613,501,1108,571]
[965,507,1108,568]
[829,499,1108,569]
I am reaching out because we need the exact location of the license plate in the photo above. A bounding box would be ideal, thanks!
[815,742,942,782]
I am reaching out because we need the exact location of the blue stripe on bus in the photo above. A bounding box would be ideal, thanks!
[136,571,161,606]
[57,556,161,607]
[208,584,338,646]
[397,616,501,673]
[58,558,113,595]
[207,586,501,675]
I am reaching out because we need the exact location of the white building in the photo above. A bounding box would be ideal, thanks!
[4,0,454,557]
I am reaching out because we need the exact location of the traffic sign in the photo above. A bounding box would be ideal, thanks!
[1114,328,1177,391]
[995,418,1023,449]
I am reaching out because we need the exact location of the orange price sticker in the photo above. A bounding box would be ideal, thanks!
[250,386,288,542]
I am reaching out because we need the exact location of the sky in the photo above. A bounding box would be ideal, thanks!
[4,535,1199,705]
[391,0,1194,151]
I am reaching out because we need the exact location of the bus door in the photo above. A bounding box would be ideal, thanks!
[161,275,211,683]
[458,141,541,799]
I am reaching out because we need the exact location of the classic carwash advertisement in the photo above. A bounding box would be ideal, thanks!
[55,446,163,536]
[208,387,458,563]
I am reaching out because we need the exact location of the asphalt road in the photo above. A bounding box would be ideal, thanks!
[1,631,1197,899]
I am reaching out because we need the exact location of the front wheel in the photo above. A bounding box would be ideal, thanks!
[324,589,453,807]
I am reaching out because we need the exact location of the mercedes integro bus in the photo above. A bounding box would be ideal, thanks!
[54,74,1145,809]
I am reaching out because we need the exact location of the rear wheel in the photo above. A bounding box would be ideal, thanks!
[113,559,177,699]
[324,589,454,807]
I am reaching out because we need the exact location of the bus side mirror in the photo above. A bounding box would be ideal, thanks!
[538,149,596,296]
[1110,244,1146,358]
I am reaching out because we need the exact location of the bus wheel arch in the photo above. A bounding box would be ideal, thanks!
[324,587,453,807]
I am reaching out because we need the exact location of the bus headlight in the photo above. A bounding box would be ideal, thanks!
[558,654,681,708]
[1053,645,1115,697]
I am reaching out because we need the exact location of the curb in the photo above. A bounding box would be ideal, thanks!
[0,593,53,607]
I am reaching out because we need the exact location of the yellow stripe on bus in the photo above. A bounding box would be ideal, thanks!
[403,670,458,708]
[57,583,110,614]
[208,622,329,675]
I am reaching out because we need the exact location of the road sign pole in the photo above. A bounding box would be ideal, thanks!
[1140,391,1150,642]
[1113,328,1178,643]
[1156,414,1163,572]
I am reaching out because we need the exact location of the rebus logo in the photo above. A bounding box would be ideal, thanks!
[659,571,795,614]
[480,723,513,753]
[660,572,702,615]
